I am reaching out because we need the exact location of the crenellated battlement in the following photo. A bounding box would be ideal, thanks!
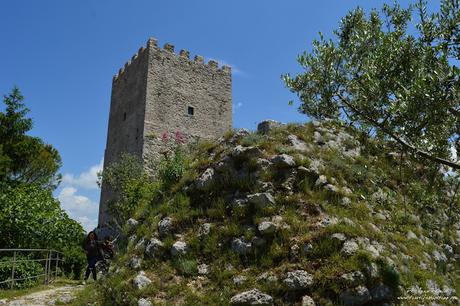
[113,37,231,82]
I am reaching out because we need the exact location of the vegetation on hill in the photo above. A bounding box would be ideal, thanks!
[0,87,86,285]
[284,0,460,170]
[74,120,459,305]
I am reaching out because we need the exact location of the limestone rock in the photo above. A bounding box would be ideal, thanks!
[341,197,352,206]
[257,120,283,134]
[230,289,273,306]
[341,240,359,257]
[145,238,164,258]
[339,286,371,306]
[133,271,152,289]
[171,241,188,257]
[197,263,209,275]
[228,128,250,143]
[232,145,263,159]
[129,256,142,269]
[257,272,278,283]
[127,218,139,231]
[317,216,338,228]
[233,275,247,287]
[271,154,295,168]
[340,271,366,286]
[432,250,447,262]
[283,270,314,291]
[288,134,308,152]
[406,230,418,240]
[331,233,347,242]
[258,221,277,235]
[315,175,328,186]
[247,193,276,209]
[198,223,212,237]
[301,295,316,306]
[231,237,252,255]
[196,168,216,190]
[313,131,324,144]
[138,298,152,306]
[158,217,173,237]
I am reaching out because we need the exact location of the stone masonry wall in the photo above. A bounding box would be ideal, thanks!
[99,46,149,226]
[142,38,232,171]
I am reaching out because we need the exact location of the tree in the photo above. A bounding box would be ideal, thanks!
[284,0,460,170]
[0,87,62,189]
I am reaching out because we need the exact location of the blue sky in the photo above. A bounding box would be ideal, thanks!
[0,0,434,231]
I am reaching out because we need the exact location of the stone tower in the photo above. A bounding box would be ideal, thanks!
[98,38,232,226]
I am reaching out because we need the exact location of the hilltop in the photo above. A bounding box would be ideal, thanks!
[76,120,459,305]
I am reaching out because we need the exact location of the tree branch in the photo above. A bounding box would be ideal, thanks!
[336,93,460,170]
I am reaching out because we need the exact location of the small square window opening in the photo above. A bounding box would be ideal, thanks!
[188,106,194,116]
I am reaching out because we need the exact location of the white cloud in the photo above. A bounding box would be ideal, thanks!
[76,216,98,233]
[58,186,99,232]
[62,159,103,190]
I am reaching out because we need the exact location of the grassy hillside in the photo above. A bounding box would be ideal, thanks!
[74,120,459,306]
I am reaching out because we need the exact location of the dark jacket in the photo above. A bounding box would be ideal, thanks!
[82,239,101,259]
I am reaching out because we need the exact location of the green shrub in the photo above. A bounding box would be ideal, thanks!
[173,258,197,276]
[62,245,86,280]
[158,146,187,190]
[0,256,44,289]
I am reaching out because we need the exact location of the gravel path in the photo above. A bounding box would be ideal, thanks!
[0,284,84,306]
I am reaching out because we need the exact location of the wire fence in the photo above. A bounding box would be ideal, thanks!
[0,249,64,289]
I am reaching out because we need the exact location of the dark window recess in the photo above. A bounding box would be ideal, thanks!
[188,106,194,116]
[123,112,127,121]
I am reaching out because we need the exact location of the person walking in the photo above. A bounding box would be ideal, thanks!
[82,231,102,283]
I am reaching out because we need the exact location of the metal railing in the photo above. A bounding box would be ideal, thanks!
[0,249,65,289]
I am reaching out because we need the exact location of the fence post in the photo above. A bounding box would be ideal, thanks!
[54,252,59,279]
[44,250,49,285]
[10,251,16,289]
[48,250,52,283]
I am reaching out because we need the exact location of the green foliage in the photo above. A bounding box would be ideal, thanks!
[284,0,460,170]
[99,153,155,225]
[0,256,43,289]
[0,87,85,281]
[0,185,85,277]
[172,258,197,276]
[0,184,84,250]
[0,87,62,190]
[61,246,86,280]
[157,146,187,190]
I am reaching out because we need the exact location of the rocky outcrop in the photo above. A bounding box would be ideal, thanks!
[230,289,273,305]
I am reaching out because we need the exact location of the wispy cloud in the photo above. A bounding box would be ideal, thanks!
[62,159,103,189]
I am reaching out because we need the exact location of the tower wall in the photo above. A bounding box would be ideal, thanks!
[98,46,149,226]
[98,38,233,227]
[142,38,232,169]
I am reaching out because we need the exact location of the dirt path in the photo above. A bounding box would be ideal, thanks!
[0,284,84,306]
